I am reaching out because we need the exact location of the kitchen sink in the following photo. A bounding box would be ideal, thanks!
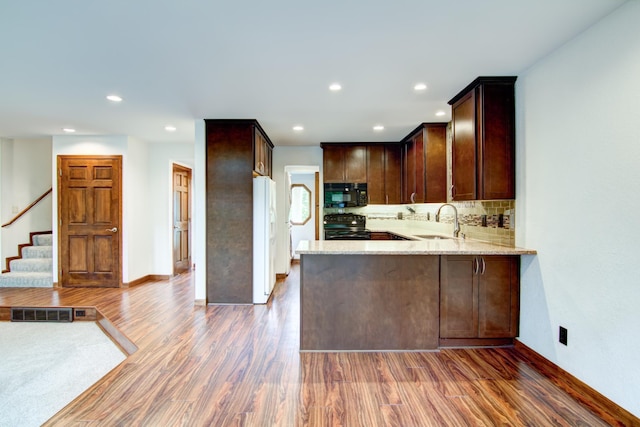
[414,234,453,240]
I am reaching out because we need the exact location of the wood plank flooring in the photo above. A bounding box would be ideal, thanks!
[0,264,635,426]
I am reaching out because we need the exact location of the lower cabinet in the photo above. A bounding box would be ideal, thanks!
[440,255,520,343]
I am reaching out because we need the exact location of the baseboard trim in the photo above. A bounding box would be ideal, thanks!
[514,340,639,426]
[125,274,171,288]
[194,299,206,306]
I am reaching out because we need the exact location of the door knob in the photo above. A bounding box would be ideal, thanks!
[106,227,118,232]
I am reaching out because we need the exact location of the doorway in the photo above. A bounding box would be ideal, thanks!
[287,168,319,260]
[57,155,122,288]
[172,164,192,275]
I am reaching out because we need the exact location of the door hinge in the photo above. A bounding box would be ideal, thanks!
[59,169,62,176]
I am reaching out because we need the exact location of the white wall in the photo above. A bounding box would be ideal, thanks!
[193,121,207,302]
[272,146,323,273]
[124,137,151,282]
[516,1,640,416]
[147,143,194,275]
[1,138,52,262]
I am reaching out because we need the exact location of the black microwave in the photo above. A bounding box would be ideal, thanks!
[324,183,368,208]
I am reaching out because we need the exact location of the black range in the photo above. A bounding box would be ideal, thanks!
[323,213,371,240]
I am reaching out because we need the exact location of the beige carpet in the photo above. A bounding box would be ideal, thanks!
[0,321,127,427]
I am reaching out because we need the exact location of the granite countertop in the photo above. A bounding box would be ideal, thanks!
[296,232,537,255]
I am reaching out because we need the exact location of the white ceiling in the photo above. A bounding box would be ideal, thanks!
[0,0,626,146]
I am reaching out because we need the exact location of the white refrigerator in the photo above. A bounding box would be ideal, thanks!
[253,176,277,304]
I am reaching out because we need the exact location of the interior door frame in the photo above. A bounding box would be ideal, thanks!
[172,163,192,275]
[57,155,123,288]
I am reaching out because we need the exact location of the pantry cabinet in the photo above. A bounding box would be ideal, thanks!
[440,255,519,345]
[448,77,516,201]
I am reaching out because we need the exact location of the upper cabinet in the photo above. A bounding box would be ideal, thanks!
[321,144,367,183]
[448,77,516,201]
[253,126,273,177]
[401,123,447,204]
[366,144,401,204]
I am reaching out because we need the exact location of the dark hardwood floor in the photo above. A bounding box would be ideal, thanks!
[0,265,635,426]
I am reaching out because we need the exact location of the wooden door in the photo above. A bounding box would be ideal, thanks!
[58,156,122,288]
[173,164,191,274]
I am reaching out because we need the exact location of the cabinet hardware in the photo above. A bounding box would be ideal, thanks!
[480,257,486,275]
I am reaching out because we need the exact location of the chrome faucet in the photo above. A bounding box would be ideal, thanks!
[436,203,460,238]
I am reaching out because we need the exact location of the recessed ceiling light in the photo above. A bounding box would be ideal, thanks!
[414,83,427,91]
[62,128,76,133]
[165,125,177,132]
[106,94,123,102]
[293,125,304,131]
[435,111,446,117]
[373,125,384,131]
[329,83,342,91]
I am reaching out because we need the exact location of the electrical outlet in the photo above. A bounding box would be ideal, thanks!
[559,326,568,345]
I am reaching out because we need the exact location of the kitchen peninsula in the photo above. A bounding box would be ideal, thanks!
[297,237,536,352]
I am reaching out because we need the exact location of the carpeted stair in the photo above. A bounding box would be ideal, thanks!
[0,233,53,287]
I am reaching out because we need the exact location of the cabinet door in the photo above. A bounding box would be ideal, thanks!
[254,129,267,176]
[344,146,367,183]
[478,84,515,200]
[451,90,477,201]
[384,145,402,204]
[414,132,426,203]
[440,256,478,338]
[403,139,416,203]
[367,145,385,204]
[478,256,519,338]
[323,146,345,183]
[425,125,447,203]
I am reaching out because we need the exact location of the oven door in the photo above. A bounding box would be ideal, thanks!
[324,229,371,240]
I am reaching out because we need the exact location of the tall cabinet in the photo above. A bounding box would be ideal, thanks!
[205,119,274,304]
[448,76,516,201]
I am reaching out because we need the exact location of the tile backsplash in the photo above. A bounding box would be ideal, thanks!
[324,200,516,247]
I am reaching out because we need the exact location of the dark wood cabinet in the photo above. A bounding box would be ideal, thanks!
[253,127,273,177]
[440,255,519,344]
[367,144,401,204]
[401,123,447,204]
[369,231,411,240]
[321,144,367,183]
[205,119,274,304]
[449,76,516,201]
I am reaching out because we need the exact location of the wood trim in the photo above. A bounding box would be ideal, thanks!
[96,309,138,356]
[124,274,172,288]
[440,337,514,347]
[514,340,640,426]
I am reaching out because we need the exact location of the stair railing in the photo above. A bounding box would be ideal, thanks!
[1,188,53,228]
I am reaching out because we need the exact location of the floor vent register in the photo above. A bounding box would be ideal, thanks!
[10,307,73,322]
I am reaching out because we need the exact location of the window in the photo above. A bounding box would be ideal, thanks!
[290,184,311,225]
